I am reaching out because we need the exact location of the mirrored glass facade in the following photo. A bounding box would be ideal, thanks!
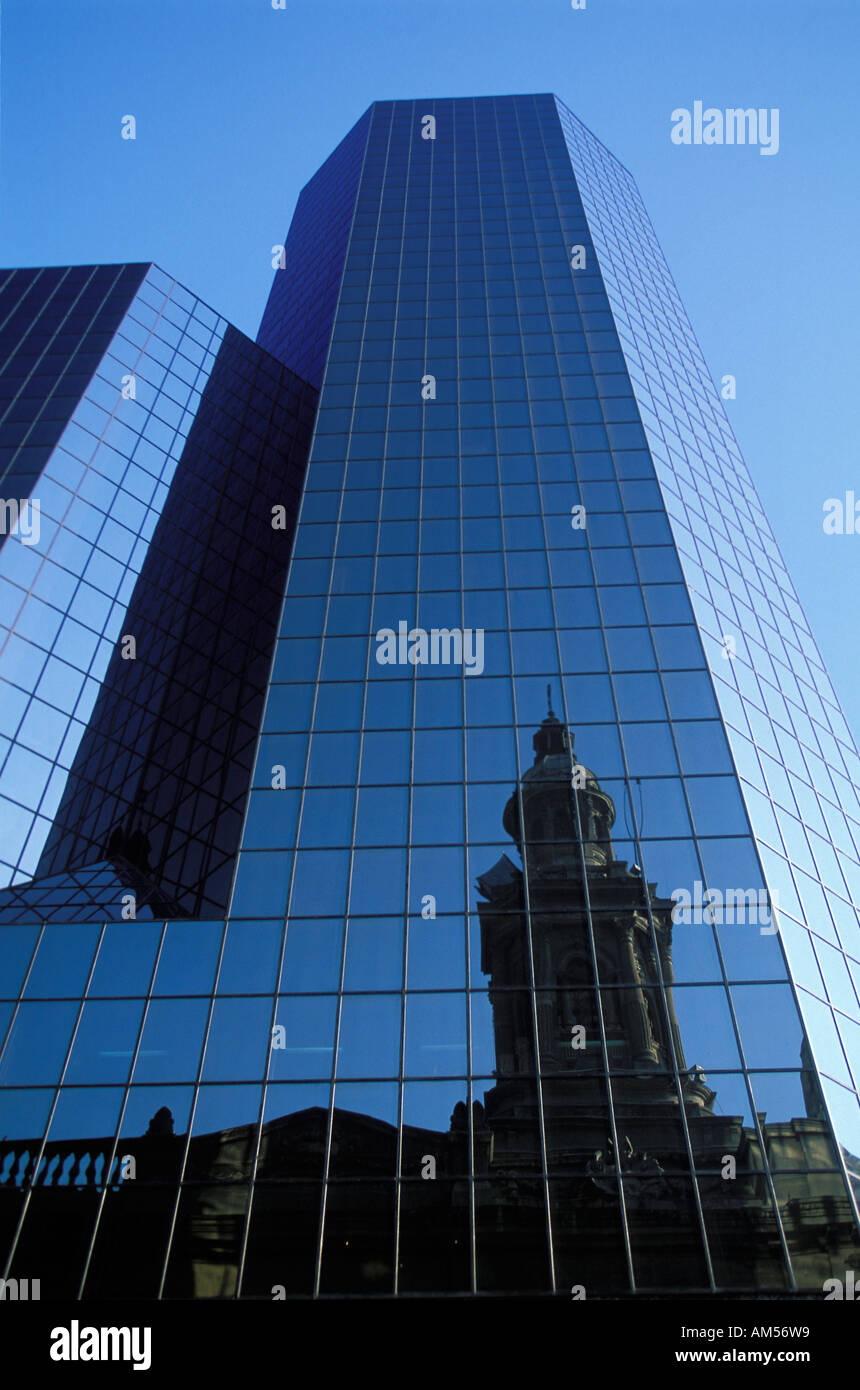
[555,100,860,1181]
[1,263,150,887]
[0,95,858,1301]
[0,264,317,917]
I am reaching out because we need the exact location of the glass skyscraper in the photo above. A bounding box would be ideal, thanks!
[0,94,858,1301]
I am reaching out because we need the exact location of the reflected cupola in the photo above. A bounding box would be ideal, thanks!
[502,687,615,878]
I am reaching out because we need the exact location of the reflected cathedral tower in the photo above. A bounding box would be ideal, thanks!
[477,693,718,1172]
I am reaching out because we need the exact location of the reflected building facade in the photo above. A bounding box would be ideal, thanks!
[1,95,859,1299]
[2,708,855,1296]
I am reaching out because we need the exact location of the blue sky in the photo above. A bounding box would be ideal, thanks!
[2,0,859,736]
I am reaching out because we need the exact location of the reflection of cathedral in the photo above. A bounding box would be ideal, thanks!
[470,702,859,1290]
[477,697,717,1168]
[1,708,858,1296]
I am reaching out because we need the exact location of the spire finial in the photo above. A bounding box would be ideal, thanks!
[546,682,553,716]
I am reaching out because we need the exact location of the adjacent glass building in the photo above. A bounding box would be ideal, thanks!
[0,95,858,1300]
[0,263,316,919]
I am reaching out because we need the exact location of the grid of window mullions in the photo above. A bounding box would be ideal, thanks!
[556,99,860,1164]
[220,95,800,1289]
[1,954,821,1295]
[0,285,224,888]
